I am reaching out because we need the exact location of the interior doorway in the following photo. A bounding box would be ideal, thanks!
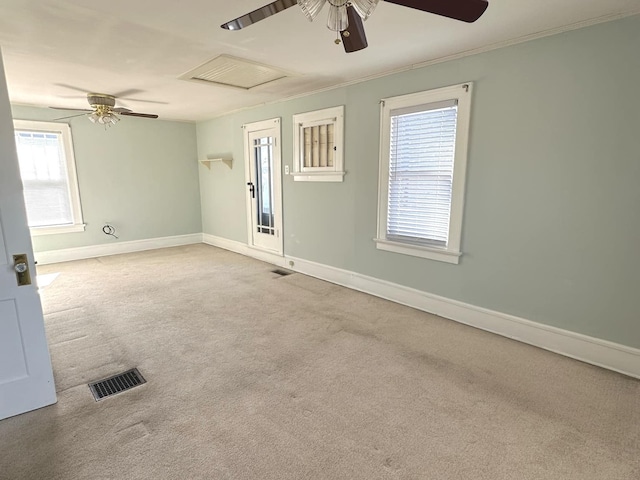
[243,118,283,255]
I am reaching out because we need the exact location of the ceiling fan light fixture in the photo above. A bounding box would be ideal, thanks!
[105,114,120,126]
[350,0,379,19]
[326,1,349,31]
[88,109,120,127]
[298,0,327,21]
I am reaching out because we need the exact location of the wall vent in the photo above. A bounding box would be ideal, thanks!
[179,55,293,90]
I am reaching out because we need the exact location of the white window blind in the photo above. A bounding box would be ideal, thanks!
[14,130,74,227]
[387,99,458,247]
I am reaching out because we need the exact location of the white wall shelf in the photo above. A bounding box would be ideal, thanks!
[200,158,233,169]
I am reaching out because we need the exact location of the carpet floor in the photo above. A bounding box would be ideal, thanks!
[0,244,638,479]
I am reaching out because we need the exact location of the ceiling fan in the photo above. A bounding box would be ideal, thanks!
[50,92,159,127]
[221,0,489,53]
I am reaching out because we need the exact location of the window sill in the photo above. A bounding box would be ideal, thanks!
[374,238,461,264]
[30,224,86,236]
[293,171,345,182]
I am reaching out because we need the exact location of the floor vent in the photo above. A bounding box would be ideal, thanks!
[88,368,146,401]
[272,269,294,277]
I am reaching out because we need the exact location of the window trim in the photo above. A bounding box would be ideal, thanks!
[292,105,345,182]
[13,119,85,236]
[375,83,473,264]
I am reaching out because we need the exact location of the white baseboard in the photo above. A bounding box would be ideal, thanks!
[202,234,640,379]
[35,233,203,265]
[202,233,288,267]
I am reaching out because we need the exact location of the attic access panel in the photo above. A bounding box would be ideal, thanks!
[179,54,295,90]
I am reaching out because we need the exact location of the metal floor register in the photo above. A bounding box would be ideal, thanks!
[88,368,146,401]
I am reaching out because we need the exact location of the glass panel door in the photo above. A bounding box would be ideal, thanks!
[244,119,283,254]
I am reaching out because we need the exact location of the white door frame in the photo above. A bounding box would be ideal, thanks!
[243,118,283,256]
[0,50,57,420]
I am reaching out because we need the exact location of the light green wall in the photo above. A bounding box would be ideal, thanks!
[197,15,640,349]
[12,105,202,251]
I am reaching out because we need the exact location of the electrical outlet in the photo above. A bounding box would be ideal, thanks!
[284,165,290,174]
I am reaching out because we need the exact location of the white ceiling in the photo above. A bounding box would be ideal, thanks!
[1,0,638,122]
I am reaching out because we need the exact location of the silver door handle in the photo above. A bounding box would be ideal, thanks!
[13,253,32,286]
[15,262,28,274]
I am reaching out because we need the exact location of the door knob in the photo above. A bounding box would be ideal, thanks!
[13,254,32,286]
[14,262,27,274]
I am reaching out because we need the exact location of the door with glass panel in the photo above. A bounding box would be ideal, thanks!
[243,118,283,254]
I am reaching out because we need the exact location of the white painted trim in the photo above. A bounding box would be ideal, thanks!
[374,238,461,264]
[201,233,640,379]
[202,233,287,267]
[13,119,85,229]
[293,172,345,182]
[30,223,86,236]
[34,233,203,265]
[289,256,640,379]
[293,105,345,182]
[377,83,472,263]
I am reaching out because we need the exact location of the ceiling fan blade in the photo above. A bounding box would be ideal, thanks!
[120,98,169,105]
[384,0,489,23]
[341,6,368,53]
[221,0,297,30]
[54,83,90,93]
[52,113,89,121]
[112,88,145,98]
[49,106,92,112]
[119,112,159,119]
[112,107,133,113]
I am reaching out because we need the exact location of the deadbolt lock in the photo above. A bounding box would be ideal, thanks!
[13,254,32,287]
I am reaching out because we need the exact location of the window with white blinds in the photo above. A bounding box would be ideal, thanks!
[13,120,84,235]
[388,99,457,247]
[376,83,472,264]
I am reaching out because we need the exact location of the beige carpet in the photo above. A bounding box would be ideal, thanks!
[0,244,638,479]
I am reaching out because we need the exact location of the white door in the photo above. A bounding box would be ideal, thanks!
[0,50,57,420]
[243,118,283,254]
